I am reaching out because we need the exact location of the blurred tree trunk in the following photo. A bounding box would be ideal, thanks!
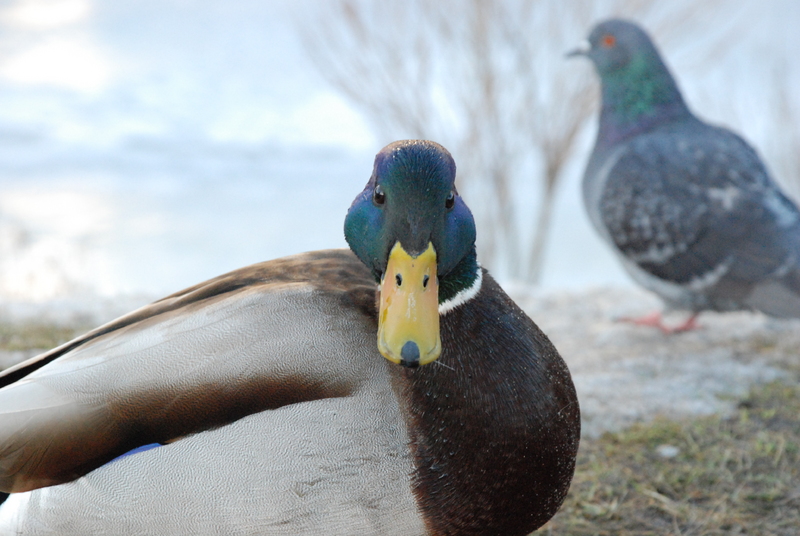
[297,0,736,284]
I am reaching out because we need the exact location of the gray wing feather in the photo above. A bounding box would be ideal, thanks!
[600,122,800,287]
[0,282,370,494]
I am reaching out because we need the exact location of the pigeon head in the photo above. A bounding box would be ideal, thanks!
[581,19,661,75]
[570,19,689,132]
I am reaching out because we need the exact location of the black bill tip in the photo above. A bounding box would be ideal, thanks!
[399,341,420,368]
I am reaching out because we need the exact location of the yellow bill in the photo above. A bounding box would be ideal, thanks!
[377,242,441,367]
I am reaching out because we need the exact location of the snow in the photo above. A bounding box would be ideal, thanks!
[512,286,799,437]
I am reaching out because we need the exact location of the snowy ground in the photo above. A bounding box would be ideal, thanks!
[512,286,800,437]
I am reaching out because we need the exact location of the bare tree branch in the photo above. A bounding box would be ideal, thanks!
[296,0,741,283]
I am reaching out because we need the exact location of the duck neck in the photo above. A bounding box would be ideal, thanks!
[438,247,481,315]
[390,272,580,535]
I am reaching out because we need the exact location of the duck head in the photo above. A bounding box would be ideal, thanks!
[345,140,477,368]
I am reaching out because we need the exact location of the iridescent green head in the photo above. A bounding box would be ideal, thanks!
[344,140,478,367]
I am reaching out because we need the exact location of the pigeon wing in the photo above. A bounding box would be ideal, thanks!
[600,123,800,288]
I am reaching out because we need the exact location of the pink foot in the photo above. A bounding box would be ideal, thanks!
[667,313,701,333]
[617,311,701,334]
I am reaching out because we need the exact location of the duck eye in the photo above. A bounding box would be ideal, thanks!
[373,185,386,205]
[445,191,455,210]
[601,34,616,48]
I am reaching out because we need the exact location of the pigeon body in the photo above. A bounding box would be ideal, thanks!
[575,19,800,318]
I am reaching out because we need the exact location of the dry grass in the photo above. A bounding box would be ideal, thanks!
[542,379,800,535]
[0,322,86,353]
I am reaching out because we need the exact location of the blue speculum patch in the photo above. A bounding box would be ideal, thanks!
[107,443,162,465]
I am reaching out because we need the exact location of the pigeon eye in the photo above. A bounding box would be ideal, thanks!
[601,34,616,48]
[373,185,386,205]
[445,191,455,210]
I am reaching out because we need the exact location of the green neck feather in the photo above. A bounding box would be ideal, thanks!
[438,247,479,305]
[600,54,688,138]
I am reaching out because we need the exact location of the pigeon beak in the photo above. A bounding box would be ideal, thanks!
[566,39,591,58]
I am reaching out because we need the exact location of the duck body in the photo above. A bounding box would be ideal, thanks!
[575,19,800,318]
[0,251,427,535]
[0,141,579,535]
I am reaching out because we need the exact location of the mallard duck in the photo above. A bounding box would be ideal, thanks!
[0,140,580,535]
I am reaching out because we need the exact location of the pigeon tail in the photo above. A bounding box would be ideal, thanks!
[746,264,800,318]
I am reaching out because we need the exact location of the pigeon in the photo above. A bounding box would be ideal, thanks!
[570,18,800,331]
